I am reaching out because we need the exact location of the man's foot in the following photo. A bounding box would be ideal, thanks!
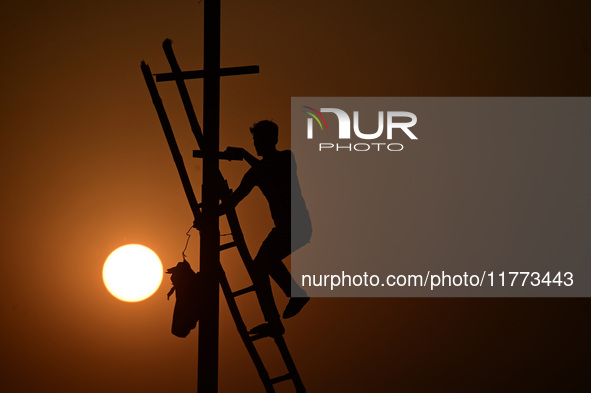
[282,297,310,319]
[249,321,285,337]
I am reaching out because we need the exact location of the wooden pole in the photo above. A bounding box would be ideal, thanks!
[198,0,221,391]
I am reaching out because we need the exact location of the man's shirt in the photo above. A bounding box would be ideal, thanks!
[243,150,311,232]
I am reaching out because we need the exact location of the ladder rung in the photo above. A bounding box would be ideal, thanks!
[232,285,255,298]
[219,241,236,251]
[249,333,267,342]
[249,329,283,342]
[270,374,292,384]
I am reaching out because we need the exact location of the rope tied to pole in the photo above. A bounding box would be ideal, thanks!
[182,224,193,261]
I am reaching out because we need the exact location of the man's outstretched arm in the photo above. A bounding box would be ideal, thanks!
[242,150,259,166]
[219,170,256,215]
[225,147,259,166]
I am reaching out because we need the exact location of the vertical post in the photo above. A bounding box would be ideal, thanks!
[198,0,221,392]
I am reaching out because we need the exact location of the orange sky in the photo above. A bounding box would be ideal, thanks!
[1,1,590,392]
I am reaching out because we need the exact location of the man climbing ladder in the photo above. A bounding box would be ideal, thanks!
[222,120,312,336]
[142,19,309,387]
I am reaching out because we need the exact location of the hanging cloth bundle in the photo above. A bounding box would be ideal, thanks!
[166,260,203,338]
[166,226,202,338]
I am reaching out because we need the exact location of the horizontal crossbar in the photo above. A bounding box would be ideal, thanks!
[220,241,237,251]
[155,65,259,82]
[232,285,255,298]
[270,374,293,384]
[193,150,244,161]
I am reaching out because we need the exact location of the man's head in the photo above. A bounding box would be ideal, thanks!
[250,120,278,157]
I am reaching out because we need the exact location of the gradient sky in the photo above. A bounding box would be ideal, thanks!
[1,1,590,392]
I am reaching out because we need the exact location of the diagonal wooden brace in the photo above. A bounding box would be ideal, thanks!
[140,61,203,228]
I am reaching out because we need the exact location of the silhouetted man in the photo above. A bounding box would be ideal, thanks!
[224,120,312,335]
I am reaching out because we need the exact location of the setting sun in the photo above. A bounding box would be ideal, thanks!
[103,244,163,302]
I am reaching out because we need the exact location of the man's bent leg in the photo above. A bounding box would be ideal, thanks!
[269,262,307,297]
[250,230,284,335]
[254,228,310,322]
[260,227,307,298]
[281,225,313,318]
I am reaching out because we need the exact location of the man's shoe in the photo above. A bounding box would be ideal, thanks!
[282,297,310,319]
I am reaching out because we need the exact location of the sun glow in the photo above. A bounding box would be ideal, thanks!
[103,244,163,302]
